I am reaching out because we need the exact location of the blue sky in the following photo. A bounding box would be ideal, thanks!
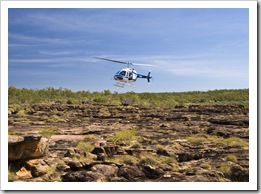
[8,8,249,93]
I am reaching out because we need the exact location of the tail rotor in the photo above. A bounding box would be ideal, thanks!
[147,71,152,83]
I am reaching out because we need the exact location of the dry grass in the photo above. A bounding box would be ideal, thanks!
[109,128,138,145]
[39,127,55,140]
[220,162,232,175]
[223,137,248,148]
[226,154,238,162]
[76,141,94,152]
[106,155,139,165]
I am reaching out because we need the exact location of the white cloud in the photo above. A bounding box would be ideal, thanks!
[9,57,95,64]
[38,50,79,56]
[112,53,249,80]
[9,33,102,47]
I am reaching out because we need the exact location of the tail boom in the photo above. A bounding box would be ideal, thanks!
[137,71,152,83]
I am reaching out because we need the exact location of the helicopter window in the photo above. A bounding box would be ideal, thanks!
[120,71,126,76]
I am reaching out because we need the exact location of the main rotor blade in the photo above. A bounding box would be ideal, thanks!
[94,57,155,67]
[94,57,130,65]
[131,63,154,67]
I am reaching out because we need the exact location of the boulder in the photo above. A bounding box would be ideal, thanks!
[142,165,164,179]
[230,164,249,181]
[16,167,32,179]
[103,145,120,156]
[90,164,118,178]
[8,135,49,161]
[66,161,84,171]
[62,171,105,182]
[160,172,187,182]
[91,147,105,155]
[118,165,145,181]
[25,159,49,177]
[64,149,75,157]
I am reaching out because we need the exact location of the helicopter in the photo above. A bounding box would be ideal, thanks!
[94,57,153,88]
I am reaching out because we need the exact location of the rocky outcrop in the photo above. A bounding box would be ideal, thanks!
[62,171,105,182]
[8,103,249,182]
[8,135,49,161]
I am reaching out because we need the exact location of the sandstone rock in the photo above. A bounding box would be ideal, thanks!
[157,148,177,157]
[159,123,170,128]
[160,172,187,182]
[66,161,84,170]
[26,159,49,177]
[64,149,75,157]
[56,163,71,172]
[142,165,164,179]
[125,148,154,155]
[8,103,249,182]
[118,165,145,181]
[8,136,24,144]
[16,167,32,179]
[8,135,49,161]
[91,147,105,155]
[86,152,98,160]
[62,171,105,182]
[90,164,118,178]
[158,164,173,171]
[103,145,120,156]
[109,176,128,182]
[230,164,249,181]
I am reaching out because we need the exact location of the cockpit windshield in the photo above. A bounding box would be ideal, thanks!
[120,71,126,76]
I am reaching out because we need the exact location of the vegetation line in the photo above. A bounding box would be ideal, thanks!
[8,86,249,108]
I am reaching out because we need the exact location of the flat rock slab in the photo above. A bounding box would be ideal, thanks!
[8,135,49,161]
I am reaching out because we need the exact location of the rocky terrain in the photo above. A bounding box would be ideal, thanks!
[8,103,249,182]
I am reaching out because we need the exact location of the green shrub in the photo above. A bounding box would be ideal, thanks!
[93,96,107,104]
[49,115,67,123]
[110,128,137,145]
[8,87,249,108]
[226,154,238,162]
[8,164,17,182]
[107,155,138,165]
[66,98,75,104]
[39,127,54,140]
[200,162,211,169]
[83,134,97,142]
[187,135,207,145]
[77,141,94,152]
[160,156,177,164]
[223,137,248,148]
[139,153,159,166]
[130,142,142,149]
[46,166,61,181]
[139,157,157,166]
[98,107,111,116]
[8,128,19,136]
[220,162,232,175]
[171,142,182,149]
[156,144,165,155]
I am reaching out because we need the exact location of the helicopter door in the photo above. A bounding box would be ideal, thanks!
[125,71,133,80]
[128,72,133,80]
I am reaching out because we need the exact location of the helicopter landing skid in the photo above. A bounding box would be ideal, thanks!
[114,82,136,88]
[114,82,125,88]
